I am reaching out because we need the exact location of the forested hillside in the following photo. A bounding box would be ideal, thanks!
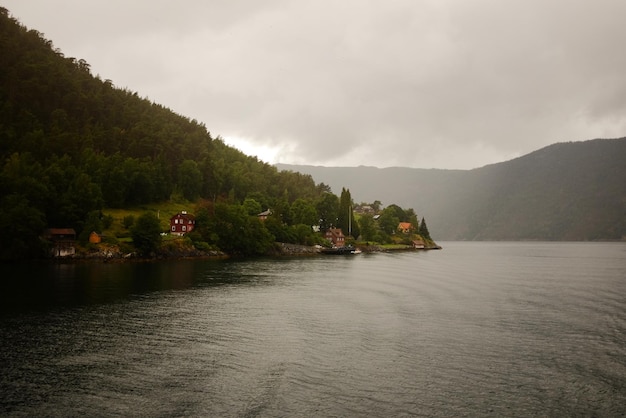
[1,8,431,260]
[0,9,325,259]
[278,137,626,241]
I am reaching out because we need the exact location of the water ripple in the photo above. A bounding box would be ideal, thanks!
[1,243,625,416]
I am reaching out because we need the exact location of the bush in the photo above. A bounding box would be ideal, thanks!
[102,214,114,229]
[130,212,162,256]
[193,241,212,251]
[122,215,135,229]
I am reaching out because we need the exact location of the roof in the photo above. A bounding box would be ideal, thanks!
[325,227,345,237]
[398,222,412,230]
[170,211,195,220]
[45,228,76,236]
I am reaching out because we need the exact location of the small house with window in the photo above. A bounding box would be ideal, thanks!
[44,228,77,257]
[257,209,272,221]
[412,239,425,249]
[324,227,346,247]
[170,211,195,236]
[398,222,413,234]
[89,231,102,244]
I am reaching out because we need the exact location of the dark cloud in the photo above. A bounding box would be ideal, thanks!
[5,0,626,168]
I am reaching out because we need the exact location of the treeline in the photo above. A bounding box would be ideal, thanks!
[0,8,431,259]
[0,9,322,258]
[126,188,433,258]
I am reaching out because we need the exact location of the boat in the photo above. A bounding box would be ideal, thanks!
[321,208,363,255]
[321,246,360,255]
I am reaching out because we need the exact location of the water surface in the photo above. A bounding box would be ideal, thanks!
[1,242,625,417]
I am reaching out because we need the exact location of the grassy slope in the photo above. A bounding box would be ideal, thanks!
[103,201,195,239]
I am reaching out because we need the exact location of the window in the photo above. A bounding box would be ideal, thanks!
[171,226,175,231]
[182,226,187,231]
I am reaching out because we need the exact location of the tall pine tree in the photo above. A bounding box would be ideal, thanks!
[419,217,431,240]
[337,188,353,237]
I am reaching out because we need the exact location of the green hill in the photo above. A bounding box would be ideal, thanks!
[0,8,326,259]
[1,8,429,260]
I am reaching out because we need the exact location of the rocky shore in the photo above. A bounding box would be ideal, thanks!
[51,240,440,262]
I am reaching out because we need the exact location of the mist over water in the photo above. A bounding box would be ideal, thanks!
[1,242,625,417]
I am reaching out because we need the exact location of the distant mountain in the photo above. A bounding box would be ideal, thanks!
[277,137,626,241]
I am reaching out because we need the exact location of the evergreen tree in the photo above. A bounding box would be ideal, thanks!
[419,217,432,240]
[337,188,353,236]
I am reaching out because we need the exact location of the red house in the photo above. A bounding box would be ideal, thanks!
[170,211,195,236]
[324,227,346,247]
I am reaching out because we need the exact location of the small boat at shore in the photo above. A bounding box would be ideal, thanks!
[321,246,361,255]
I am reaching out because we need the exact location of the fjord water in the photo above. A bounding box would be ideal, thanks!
[1,243,625,417]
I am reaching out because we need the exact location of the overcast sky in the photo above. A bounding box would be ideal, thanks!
[4,1,626,169]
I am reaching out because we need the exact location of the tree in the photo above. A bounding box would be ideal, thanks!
[243,217,275,255]
[292,223,316,245]
[66,172,104,223]
[264,215,294,243]
[317,182,332,194]
[192,206,217,244]
[358,214,377,241]
[290,198,318,226]
[243,198,263,217]
[177,159,202,201]
[385,204,407,222]
[419,217,432,240]
[124,159,156,205]
[378,208,399,235]
[316,192,339,231]
[405,208,419,230]
[0,194,46,260]
[272,189,291,225]
[337,188,353,236]
[211,202,274,255]
[131,212,162,256]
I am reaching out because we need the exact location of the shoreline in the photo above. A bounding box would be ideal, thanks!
[30,241,442,263]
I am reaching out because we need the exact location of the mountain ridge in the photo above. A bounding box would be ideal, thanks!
[277,137,626,241]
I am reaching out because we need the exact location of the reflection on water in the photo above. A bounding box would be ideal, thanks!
[0,259,225,313]
[1,243,626,417]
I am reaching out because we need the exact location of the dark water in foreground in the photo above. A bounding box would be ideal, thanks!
[1,242,625,417]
